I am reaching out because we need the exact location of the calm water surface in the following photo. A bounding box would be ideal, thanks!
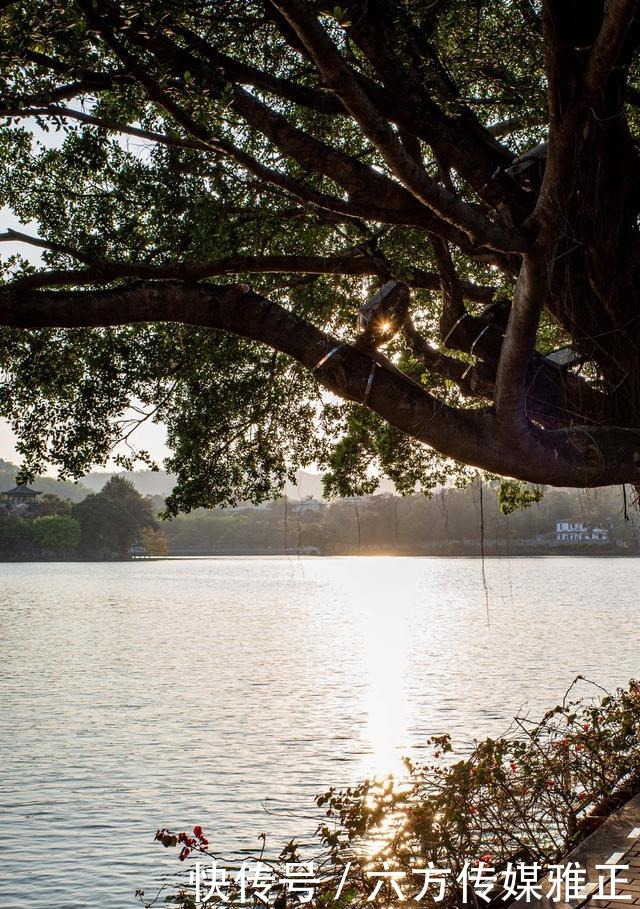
[1,557,639,908]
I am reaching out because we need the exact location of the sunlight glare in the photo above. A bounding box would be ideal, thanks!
[340,562,415,778]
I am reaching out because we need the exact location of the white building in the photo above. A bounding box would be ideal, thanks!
[289,499,325,515]
[555,520,609,542]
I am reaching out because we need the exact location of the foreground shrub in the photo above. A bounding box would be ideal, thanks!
[146,679,640,909]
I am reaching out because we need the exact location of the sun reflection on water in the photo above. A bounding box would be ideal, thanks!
[363,614,411,778]
[334,562,425,861]
[342,563,419,779]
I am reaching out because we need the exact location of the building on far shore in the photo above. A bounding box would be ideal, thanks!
[555,520,609,543]
[289,499,325,515]
[1,484,42,519]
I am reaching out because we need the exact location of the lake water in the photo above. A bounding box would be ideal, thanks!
[1,557,639,909]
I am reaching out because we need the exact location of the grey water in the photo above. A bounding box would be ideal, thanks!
[1,557,639,908]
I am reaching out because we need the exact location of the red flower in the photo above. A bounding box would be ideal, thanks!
[510,762,517,771]
[193,825,204,839]
[479,854,493,864]
[179,847,191,862]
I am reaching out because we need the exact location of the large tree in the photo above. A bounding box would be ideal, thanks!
[73,475,157,557]
[1,0,640,512]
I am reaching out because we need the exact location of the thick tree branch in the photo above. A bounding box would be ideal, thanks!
[231,87,425,215]
[172,24,345,115]
[2,0,636,494]
[173,14,530,220]
[491,0,628,428]
[583,0,638,101]
[270,0,531,253]
[431,238,466,327]
[61,15,485,247]
[403,317,495,399]
[403,317,601,430]
[5,7,515,267]
[2,281,639,487]
[494,251,550,428]
[0,233,494,302]
[424,237,609,431]
[8,119,492,260]
[343,3,531,221]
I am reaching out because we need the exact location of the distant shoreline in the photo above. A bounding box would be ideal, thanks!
[2,547,639,562]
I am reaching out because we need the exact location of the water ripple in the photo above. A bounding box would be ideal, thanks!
[1,557,639,907]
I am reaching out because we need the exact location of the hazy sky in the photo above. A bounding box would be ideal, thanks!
[0,415,172,472]
[0,421,19,463]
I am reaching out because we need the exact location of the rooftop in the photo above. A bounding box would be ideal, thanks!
[2,484,42,496]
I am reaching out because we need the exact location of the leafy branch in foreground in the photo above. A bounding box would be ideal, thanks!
[148,679,640,909]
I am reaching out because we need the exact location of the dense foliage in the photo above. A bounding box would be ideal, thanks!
[3,470,636,557]
[2,1,640,510]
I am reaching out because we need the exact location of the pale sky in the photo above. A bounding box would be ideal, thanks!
[0,415,172,473]
[0,421,19,463]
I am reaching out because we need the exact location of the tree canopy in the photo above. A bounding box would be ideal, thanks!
[1,0,640,512]
[31,513,81,550]
[72,475,157,556]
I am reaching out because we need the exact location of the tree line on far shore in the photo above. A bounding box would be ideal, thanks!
[2,474,638,560]
[162,483,639,556]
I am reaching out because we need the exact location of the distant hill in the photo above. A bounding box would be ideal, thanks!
[82,469,177,497]
[1,461,393,504]
[0,460,93,503]
[82,468,337,500]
